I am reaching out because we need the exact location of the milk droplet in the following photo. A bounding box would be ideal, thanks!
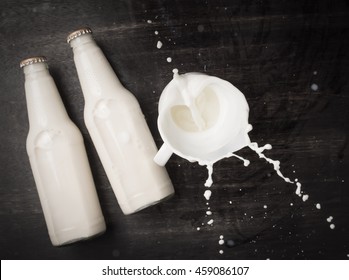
[218,240,224,245]
[330,224,335,229]
[311,83,319,91]
[263,205,267,209]
[197,227,201,231]
[156,41,163,49]
[207,219,214,225]
[302,194,309,202]
[313,71,318,75]
[316,203,321,209]
[167,57,172,63]
[154,30,159,35]
[172,68,178,75]
[327,216,333,222]
[219,250,224,254]
[206,211,212,215]
[204,190,212,200]
[147,19,152,23]
[220,235,224,239]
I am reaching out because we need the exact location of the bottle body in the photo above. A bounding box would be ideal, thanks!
[69,32,174,214]
[23,59,106,246]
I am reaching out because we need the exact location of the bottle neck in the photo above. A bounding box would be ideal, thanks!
[24,63,70,129]
[69,34,125,102]
[70,33,96,49]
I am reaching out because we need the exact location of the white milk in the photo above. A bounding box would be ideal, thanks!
[154,70,251,166]
[22,57,106,246]
[67,28,174,215]
[155,71,310,225]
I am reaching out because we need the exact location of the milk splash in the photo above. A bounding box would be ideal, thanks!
[154,69,336,257]
[197,137,310,227]
[163,70,311,225]
[150,26,337,257]
[198,127,310,205]
[173,71,305,193]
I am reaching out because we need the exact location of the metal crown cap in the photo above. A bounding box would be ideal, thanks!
[20,56,48,68]
[67,27,92,43]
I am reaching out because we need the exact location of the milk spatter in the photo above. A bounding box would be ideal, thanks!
[154,70,310,217]
[22,56,106,246]
[67,28,174,215]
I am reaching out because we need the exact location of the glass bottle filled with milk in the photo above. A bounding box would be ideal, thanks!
[21,56,106,246]
[67,28,174,215]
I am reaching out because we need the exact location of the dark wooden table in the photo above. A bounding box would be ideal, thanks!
[1,0,348,260]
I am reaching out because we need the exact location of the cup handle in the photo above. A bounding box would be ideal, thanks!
[154,143,173,166]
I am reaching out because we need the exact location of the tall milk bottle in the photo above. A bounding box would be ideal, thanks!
[67,28,174,215]
[21,56,106,246]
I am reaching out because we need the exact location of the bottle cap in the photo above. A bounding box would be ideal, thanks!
[67,27,92,44]
[20,56,47,68]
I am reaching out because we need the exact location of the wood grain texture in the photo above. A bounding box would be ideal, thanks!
[0,0,348,259]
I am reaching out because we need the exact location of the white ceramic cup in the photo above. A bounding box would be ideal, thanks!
[154,72,251,166]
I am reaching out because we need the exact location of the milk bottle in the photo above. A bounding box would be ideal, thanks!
[22,56,106,246]
[67,28,174,214]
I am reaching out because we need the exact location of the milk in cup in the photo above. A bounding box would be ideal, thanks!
[154,70,251,166]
